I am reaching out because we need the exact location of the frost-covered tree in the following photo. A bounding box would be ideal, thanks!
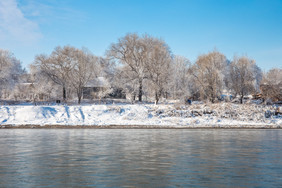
[99,57,115,81]
[108,33,176,104]
[34,46,100,104]
[144,36,172,104]
[29,64,60,101]
[261,68,282,102]
[169,55,191,99]
[0,49,24,99]
[107,33,148,102]
[34,46,75,101]
[69,48,99,104]
[228,56,260,104]
[191,50,227,103]
[112,65,139,101]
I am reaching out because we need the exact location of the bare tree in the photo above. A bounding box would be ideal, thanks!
[34,46,76,102]
[228,56,259,104]
[34,46,100,104]
[144,36,172,104]
[169,55,191,99]
[0,49,24,99]
[107,33,147,102]
[69,48,99,104]
[29,64,60,102]
[191,50,227,103]
[112,65,139,101]
[261,68,282,102]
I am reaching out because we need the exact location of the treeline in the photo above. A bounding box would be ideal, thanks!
[0,33,281,104]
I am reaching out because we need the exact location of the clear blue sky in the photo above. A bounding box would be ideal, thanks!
[1,0,281,71]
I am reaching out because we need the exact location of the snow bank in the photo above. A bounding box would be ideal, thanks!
[0,103,281,127]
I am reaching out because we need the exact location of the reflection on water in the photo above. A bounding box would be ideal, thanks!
[0,129,281,187]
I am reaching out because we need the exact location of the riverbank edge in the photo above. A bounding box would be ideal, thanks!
[1,124,281,129]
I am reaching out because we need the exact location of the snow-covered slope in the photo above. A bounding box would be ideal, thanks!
[0,103,281,127]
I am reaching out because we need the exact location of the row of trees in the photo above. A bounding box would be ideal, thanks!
[107,34,265,104]
[33,46,101,104]
[0,33,281,104]
[189,52,262,104]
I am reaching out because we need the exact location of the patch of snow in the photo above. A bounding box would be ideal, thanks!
[0,103,281,127]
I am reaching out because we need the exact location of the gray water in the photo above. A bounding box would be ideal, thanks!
[0,129,281,188]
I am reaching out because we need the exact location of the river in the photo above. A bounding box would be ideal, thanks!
[0,129,281,187]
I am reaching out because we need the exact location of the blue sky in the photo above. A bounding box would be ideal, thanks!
[0,0,281,71]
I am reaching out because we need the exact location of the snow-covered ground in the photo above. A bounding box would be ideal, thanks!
[0,103,281,128]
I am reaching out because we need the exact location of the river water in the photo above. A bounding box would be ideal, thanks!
[0,129,281,187]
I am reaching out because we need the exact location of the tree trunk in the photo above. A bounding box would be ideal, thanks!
[155,91,159,105]
[240,95,243,104]
[63,86,66,102]
[211,97,215,103]
[138,79,142,102]
[210,93,215,103]
[78,93,82,104]
[77,88,82,104]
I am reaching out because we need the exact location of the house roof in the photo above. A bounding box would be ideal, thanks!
[85,77,110,88]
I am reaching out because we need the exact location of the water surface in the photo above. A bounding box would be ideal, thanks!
[0,129,281,187]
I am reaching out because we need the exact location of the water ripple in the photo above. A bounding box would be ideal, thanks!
[0,129,281,187]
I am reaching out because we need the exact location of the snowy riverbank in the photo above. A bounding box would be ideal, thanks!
[0,103,281,128]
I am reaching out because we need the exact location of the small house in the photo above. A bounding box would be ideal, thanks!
[82,77,111,99]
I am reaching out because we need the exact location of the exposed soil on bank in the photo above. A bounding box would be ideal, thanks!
[1,124,281,129]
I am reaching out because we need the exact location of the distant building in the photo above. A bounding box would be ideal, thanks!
[82,77,126,99]
[82,77,111,99]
